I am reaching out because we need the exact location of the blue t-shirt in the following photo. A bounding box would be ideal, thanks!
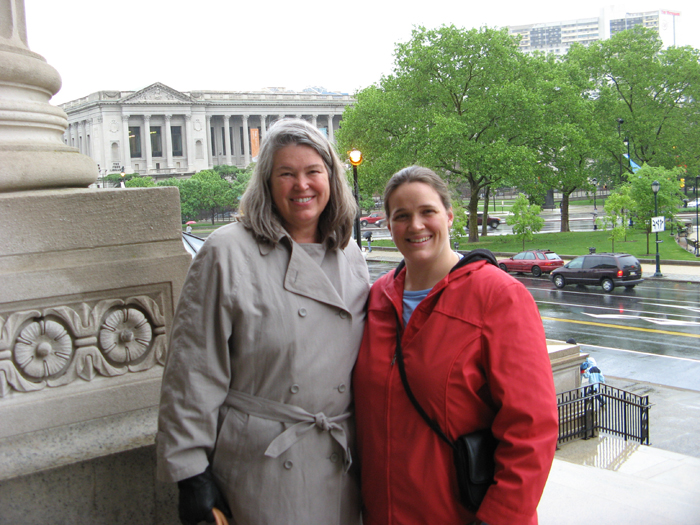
[402,252,463,326]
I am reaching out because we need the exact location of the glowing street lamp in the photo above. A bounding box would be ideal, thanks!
[348,149,363,249]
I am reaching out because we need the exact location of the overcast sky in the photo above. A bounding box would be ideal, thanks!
[23,1,700,105]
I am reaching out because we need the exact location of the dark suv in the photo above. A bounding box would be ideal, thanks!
[550,253,643,292]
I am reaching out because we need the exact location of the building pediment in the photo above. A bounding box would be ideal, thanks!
[121,83,194,104]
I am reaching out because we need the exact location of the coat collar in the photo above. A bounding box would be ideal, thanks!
[280,235,348,311]
[383,248,499,320]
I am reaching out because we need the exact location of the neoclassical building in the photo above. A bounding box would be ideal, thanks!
[61,82,354,179]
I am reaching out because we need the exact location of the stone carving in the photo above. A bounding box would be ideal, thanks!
[109,120,119,133]
[15,319,73,380]
[193,119,202,132]
[122,82,194,104]
[0,294,168,397]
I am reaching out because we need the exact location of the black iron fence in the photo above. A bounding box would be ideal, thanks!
[557,384,652,446]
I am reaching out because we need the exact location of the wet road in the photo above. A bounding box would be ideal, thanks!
[367,261,700,390]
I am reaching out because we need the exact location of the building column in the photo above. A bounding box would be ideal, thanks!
[206,115,212,168]
[223,115,232,166]
[327,114,335,142]
[260,115,267,141]
[121,114,132,172]
[143,114,152,173]
[242,114,251,166]
[164,114,173,170]
[185,114,195,171]
[311,114,318,128]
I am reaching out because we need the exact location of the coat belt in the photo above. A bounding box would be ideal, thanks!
[223,389,353,473]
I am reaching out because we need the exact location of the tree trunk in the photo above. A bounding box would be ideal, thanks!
[560,193,571,233]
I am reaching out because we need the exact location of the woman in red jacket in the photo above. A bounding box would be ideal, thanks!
[353,166,559,525]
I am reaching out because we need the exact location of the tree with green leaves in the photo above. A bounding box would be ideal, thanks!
[573,27,700,181]
[527,53,608,232]
[510,193,545,251]
[625,164,686,254]
[191,170,236,225]
[600,189,634,252]
[124,175,156,188]
[338,25,546,242]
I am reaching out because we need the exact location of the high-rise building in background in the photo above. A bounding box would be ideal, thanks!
[508,7,680,55]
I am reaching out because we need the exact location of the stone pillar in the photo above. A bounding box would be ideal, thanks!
[328,114,335,142]
[206,115,212,168]
[260,115,267,141]
[143,115,152,173]
[223,115,232,166]
[0,3,190,523]
[311,114,318,127]
[0,0,96,191]
[242,114,251,166]
[121,114,132,172]
[164,114,173,170]
[185,114,195,171]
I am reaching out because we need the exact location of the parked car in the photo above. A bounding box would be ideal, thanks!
[687,198,700,208]
[498,250,564,277]
[550,253,643,292]
[360,212,386,227]
[469,213,502,229]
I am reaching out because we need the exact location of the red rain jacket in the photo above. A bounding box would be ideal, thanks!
[353,255,558,525]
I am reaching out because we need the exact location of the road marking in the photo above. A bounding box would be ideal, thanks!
[579,343,700,363]
[540,316,700,339]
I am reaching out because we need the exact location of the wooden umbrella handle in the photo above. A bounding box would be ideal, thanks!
[212,507,229,525]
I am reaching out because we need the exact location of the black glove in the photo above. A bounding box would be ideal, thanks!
[177,466,232,525]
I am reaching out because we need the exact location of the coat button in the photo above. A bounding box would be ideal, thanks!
[330,453,339,463]
[339,310,348,319]
[298,308,307,317]
[337,384,347,393]
[284,460,293,469]
[290,384,300,394]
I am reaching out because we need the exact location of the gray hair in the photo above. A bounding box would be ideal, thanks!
[383,166,452,216]
[240,118,357,249]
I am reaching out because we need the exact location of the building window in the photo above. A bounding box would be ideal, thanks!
[129,127,141,158]
[172,126,183,157]
[211,127,216,156]
[221,127,226,155]
[151,126,162,157]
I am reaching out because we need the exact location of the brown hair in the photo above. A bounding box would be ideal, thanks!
[383,166,451,216]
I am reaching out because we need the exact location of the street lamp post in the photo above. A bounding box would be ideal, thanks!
[696,176,699,257]
[652,180,662,277]
[348,149,363,250]
[617,118,624,183]
[591,177,597,211]
[120,166,126,188]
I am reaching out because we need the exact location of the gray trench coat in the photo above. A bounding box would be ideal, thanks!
[156,223,370,525]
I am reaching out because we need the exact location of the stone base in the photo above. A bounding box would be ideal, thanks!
[0,442,179,525]
[0,186,190,439]
[0,186,189,523]
[547,339,587,393]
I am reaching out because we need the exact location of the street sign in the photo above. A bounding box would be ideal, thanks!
[651,216,665,233]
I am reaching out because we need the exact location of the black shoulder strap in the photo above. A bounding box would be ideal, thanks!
[394,311,456,451]
[393,248,498,278]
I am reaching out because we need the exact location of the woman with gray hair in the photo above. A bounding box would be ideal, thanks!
[157,119,369,525]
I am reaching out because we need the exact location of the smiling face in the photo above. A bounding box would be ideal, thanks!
[387,181,455,271]
[270,144,331,243]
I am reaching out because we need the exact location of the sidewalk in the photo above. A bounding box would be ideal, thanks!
[365,248,700,524]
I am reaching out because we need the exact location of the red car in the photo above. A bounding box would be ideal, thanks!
[498,249,564,277]
[360,212,386,227]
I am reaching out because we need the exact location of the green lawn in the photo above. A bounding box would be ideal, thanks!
[372,229,699,261]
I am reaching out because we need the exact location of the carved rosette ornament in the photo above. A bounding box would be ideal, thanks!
[99,308,152,364]
[0,293,168,397]
[14,320,73,380]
